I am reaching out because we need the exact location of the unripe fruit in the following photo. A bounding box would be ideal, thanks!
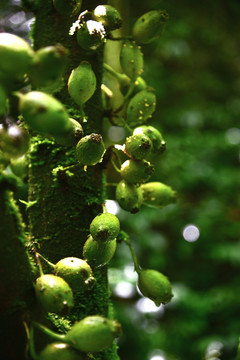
[29,44,68,88]
[120,76,146,96]
[120,159,154,184]
[90,213,120,242]
[68,62,96,106]
[54,257,95,292]
[38,342,87,360]
[35,274,74,315]
[0,33,34,80]
[133,125,166,153]
[116,180,143,213]
[92,5,122,32]
[65,315,121,353]
[75,133,105,166]
[83,235,117,267]
[0,121,29,159]
[140,181,177,208]
[18,91,71,136]
[10,155,28,179]
[53,0,82,16]
[138,269,173,306]
[120,41,144,80]
[53,118,83,146]
[0,83,8,115]
[76,20,106,51]
[133,10,169,44]
[124,133,152,160]
[126,89,156,127]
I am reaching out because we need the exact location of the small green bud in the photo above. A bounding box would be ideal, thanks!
[68,61,96,106]
[126,89,156,127]
[53,0,82,16]
[83,235,117,267]
[35,274,74,315]
[76,20,106,51]
[65,315,121,353]
[54,257,95,292]
[92,5,122,32]
[124,133,152,160]
[116,180,143,213]
[38,342,87,360]
[0,32,34,80]
[140,181,177,208]
[121,159,154,184]
[0,121,29,159]
[10,155,28,179]
[53,118,84,146]
[90,212,120,242]
[18,91,71,136]
[120,41,144,80]
[138,269,173,306]
[29,44,68,88]
[133,10,169,44]
[75,133,105,166]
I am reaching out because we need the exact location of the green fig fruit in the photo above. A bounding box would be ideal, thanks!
[38,342,87,360]
[76,20,106,51]
[133,125,166,153]
[90,212,120,242]
[120,41,143,80]
[116,180,143,213]
[140,181,177,208]
[92,5,122,32]
[124,133,152,160]
[126,89,156,127]
[75,133,105,166]
[0,121,29,159]
[120,159,154,184]
[83,235,117,267]
[53,118,83,146]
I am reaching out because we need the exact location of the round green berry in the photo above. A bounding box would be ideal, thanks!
[53,118,83,146]
[140,181,177,208]
[75,133,105,166]
[54,257,95,292]
[92,5,122,32]
[133,125,166,153]
[83,235,117,267]
[120,159,154,184]
[133,10,169,44]
[35,274,74,315]
[65,315,121,353]
[124,133,152,160]
[53,0,82,16]
[0,121,29,159]
[138,269,173,306]
[116,180,143,213]
[68,61,96,107]
[18,91,71,136]
[76,20,106,51]
[120,40,144,80]
[126,89,156,127]
[0,32,34,80]
[38,342,87,360]
[90,213,120,242]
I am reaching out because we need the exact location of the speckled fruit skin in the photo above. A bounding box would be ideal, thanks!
[54,257,95,292]
[18,91,71,136]
[133,10,169,44]
[83,235,117,267]
[126,89,156,127]
[0,32,34,80]
[138,269,173,306]
[92,5,122,31]
[133,125,165,153]
[68,61,96,106]
[38,342,87,360]
[65,315,121,353]
[124,133,152,160]
[76,21,106,51]
[53,118,84,146]
[75,133,105,166]
[0,122,29,159]
[90,213,120,242]
[120,40,143,80]
[120,159,154,184]
[53,0,82,16]
[116,180,143,213]
[35,274,74,315]
[140,181,177,208]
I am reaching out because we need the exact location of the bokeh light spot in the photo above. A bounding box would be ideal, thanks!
[183,224,200,242]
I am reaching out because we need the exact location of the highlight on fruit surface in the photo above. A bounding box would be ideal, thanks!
[65,315,122,353]
[140,181,177,208]
[138,269,173,306]
[90,212,120,242]
[53,0,82,16]
[18,91,71,136]
[38,342,88,360]
[120,159,154,184]
[76,20,106,51]
[92,5,122,32]
[75,133,105,166]
[126,89,156,127]
[0,32,34,80]
[68,61,96,107]
[53,118,84,146]
[83,235,117,267]
[120,40,144,80]
[54,257,95,292]
[116,180,143,213]
[35,274,74,315]
[133,9,169,44]
[133,125,166,153]
[0,120,29,159]
[124,133,152,160]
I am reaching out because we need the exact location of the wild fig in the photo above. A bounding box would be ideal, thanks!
[83,235,117,267]
[126,89,156,127]
[124,133,152,160]
[140,181,177,208]
[116,180,143,213]
[38,342,87,360]
[75,133,105,166]
[120,159,154,184]
[90,212,120,242]
[120,40,143,80]
[76,20,106,51]
[92,5,122,32]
